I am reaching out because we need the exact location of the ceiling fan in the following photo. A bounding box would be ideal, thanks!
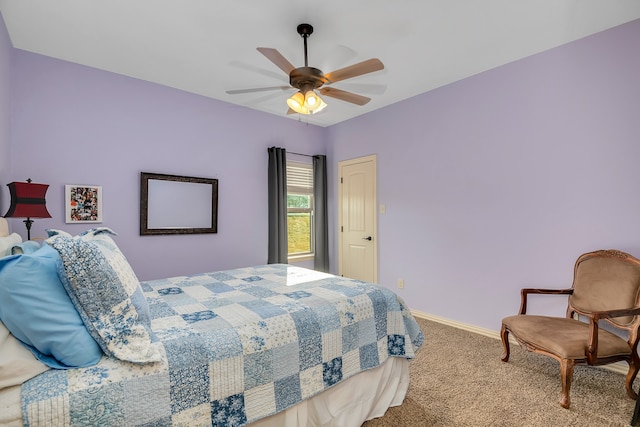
[226,23,384,115]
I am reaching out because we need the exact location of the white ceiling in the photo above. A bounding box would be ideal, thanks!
[1,1,640,127]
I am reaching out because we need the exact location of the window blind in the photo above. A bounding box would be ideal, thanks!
[287,162,313,194]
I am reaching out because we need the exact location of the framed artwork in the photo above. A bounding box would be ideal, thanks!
[65,185,103,223]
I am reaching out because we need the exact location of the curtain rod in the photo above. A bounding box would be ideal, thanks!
[288,151,314,158]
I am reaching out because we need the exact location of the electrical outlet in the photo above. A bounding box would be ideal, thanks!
[397,279,404,289]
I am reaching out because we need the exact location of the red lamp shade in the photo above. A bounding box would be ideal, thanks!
[4,181,52,219]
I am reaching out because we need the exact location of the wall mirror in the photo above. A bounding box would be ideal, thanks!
[140,172,218,235]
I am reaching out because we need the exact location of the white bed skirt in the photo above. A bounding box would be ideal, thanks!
[0,357,408,427]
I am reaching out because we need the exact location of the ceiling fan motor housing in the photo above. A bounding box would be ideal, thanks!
[290,67,327,91]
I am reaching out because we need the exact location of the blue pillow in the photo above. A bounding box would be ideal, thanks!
[46,228,161,364]
[0,244,103,369]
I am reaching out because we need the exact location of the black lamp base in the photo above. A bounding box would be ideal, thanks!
[23,217,33,241]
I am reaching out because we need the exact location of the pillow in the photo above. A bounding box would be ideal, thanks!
[77,228,154,330]
[0,244,103,369]
[46,228,161,364]
[0,217,8,237]
[45,229,71,238]
[0,233,21,257]
[0,320,49,389]
[11,240,41,255]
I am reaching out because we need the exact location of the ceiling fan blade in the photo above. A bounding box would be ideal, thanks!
[287,108,297,115]
[257,47,296,75]
[229,60,289,82]
[324,58,384,84]
[319,87,371,106]
[226,86,291,95]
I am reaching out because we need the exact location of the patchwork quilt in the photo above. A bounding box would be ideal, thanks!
[21,264,424,426]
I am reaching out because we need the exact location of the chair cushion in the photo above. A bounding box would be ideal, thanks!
[503,315,631,360]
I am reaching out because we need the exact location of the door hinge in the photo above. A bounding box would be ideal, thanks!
[341,226,343,232]
[340,177,343,184]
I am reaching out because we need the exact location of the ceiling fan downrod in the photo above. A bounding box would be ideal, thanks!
[297,23,313,67]
[289,23,326,91]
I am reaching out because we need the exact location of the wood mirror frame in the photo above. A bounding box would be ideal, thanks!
[140,172,218,235]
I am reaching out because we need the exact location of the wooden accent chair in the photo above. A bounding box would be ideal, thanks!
[501,249,640,409]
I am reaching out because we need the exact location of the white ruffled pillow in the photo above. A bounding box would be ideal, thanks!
[0,320,49,390]
[0,234,22,258]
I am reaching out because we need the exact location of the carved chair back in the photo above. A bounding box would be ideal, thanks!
[569,250,640,345]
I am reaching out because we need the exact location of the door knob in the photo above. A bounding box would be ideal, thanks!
[362,236,372,241]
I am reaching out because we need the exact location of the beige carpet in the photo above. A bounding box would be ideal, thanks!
[363,317,637,427]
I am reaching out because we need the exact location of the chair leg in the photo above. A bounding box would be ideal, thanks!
[632,394,640,426]
[559,358,575,409]
[500,324,510,362]
[626,360,639,425]
[626,360,640,400]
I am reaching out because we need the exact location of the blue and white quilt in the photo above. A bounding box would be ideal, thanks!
[21,264,424,426]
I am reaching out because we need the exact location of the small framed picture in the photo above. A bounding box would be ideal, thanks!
[65,185,103,223]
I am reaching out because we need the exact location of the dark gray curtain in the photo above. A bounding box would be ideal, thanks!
[268,147,288,264]
[313,155,329,272]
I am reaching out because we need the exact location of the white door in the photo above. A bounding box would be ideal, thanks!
[338,155,377,283]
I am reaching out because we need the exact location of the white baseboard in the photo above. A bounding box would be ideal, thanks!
[410,309,628,376]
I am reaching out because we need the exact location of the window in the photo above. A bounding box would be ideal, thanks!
[287,162,314,259]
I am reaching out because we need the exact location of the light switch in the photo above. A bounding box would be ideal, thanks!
[380,204,386,214]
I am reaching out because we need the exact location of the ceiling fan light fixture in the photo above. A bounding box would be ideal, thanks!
[304,90,319,107]
[287,91,305,113]
[287,90,326,115]
[310,96,327,114]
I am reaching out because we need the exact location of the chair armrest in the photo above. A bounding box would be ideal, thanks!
[585,306,640,365]
[518,288,573,315]
[590,307,640,321]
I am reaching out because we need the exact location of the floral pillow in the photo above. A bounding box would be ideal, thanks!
[46,228,162,364]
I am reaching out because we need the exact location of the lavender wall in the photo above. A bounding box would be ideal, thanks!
[0,13,11,213]
[8,50,326,280]
[4,11,640,332]
[326,19,640,330]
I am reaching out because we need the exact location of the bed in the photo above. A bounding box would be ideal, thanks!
[0,224,423,426]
